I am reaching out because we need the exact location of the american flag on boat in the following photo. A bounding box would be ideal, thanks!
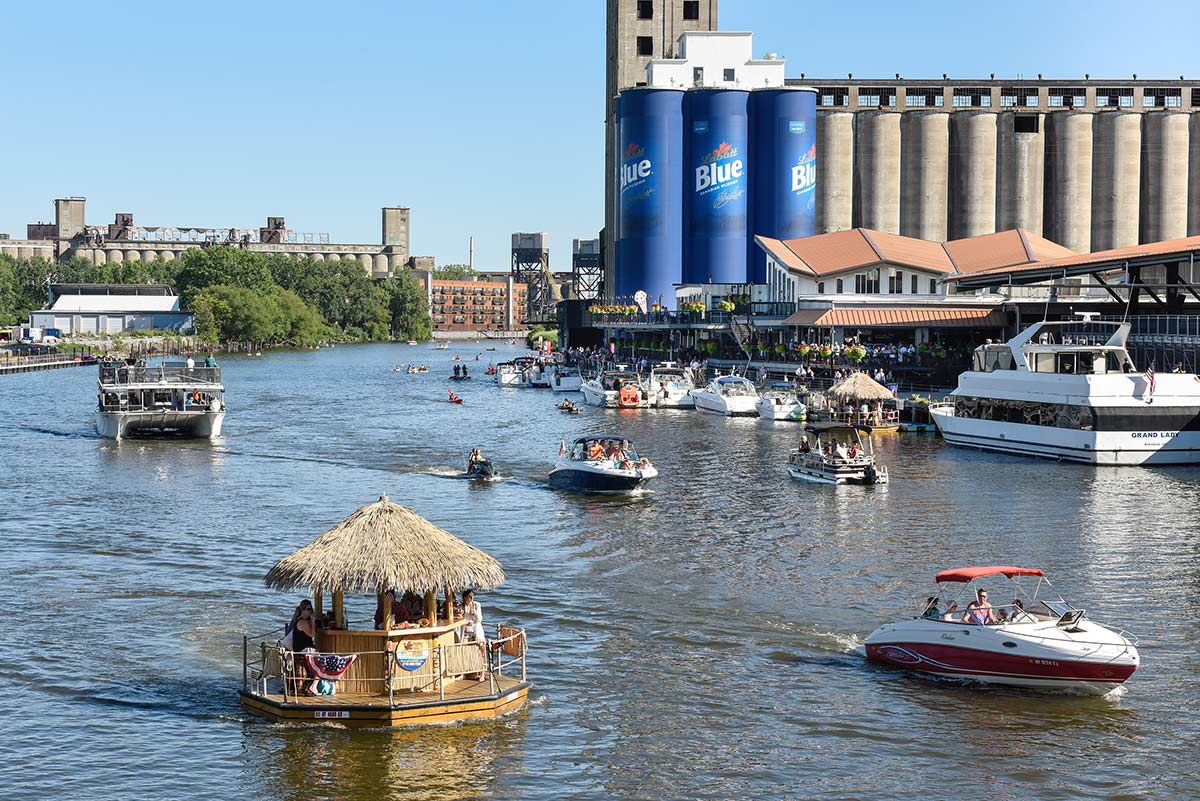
[1145,366,1155,398]
[305,652,358,680]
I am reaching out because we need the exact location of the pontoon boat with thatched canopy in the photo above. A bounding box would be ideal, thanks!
[239,496,529,727]
[817,372,900,433]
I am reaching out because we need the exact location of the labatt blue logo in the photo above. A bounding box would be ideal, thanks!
[621,143,652,192]
[695,140,744,193]
[791,143,816,194]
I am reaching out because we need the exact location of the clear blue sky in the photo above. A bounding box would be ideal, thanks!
[1,1,1195,269]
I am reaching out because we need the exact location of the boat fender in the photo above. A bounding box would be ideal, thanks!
[209,399,222,412]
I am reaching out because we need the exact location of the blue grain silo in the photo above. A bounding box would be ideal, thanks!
[682,89,750,285]
[615,87,684,309]
[748,88,817,282]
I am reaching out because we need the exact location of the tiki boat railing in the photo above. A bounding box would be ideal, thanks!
[242,623,527,705]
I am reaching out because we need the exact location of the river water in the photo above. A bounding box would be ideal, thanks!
[2,342,1197,801]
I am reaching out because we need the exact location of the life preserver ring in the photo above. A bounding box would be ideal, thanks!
[209,399,222,412]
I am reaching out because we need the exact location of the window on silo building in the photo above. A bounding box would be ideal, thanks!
[1048,88,1086,108]
[858,88,896,108]
[683,0,700,19]
[724,68,736,82]
[636,36,653,56]
[1193,89,1200,107]
[1144,87,1182,108]
[1000,87,1038,108]
[905,89,944,108]
[637,1,652,19]
[1096,87,1134,108]
[953,88,991,107]
[819,88,849,107]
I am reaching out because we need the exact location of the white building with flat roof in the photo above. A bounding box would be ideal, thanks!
[646,31,785,89]
[29,284,193,335]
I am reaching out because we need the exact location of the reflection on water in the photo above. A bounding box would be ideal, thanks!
[245,712,530,801]
[1,342,1198,800]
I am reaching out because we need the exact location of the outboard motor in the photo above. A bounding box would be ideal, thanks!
[863,465,879,485]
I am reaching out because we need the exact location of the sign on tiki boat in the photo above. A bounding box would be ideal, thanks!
[238,495,530,727]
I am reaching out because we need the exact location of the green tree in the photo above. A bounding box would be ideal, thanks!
[383,273,432,340]
[174,246,273,303]
[433,263,477,280]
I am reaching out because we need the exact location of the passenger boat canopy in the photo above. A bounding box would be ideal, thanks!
[935,566,1047,583]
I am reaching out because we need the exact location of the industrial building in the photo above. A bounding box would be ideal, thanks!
[605,0,718,296]
[603,1,1200,303]
[29,284,193,335]
[799,76,1200,253]
[1,197,421,279]
[612,31,811,306]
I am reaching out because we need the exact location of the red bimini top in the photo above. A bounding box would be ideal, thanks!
[935,566,1046,583]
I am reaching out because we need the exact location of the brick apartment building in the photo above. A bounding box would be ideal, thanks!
[417,272,529,335]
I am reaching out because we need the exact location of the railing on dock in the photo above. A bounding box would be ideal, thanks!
[0,350,100,374]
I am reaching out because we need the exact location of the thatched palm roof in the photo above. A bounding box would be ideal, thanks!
[263,496,505,595]
[826,371,894,402]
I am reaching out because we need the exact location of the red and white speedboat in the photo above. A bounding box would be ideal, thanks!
[865,566,1139,694]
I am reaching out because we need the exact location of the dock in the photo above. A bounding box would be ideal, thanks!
[0,352,100,375]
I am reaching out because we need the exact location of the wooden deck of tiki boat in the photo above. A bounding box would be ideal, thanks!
[240,495,530,727]
[239,675,529,726]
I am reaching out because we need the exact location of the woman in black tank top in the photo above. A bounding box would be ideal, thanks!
[289,600,317,694]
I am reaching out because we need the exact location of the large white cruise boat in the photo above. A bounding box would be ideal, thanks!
[96,359,225,440]
[930,316,1200,465]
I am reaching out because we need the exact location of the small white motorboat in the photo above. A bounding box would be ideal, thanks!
[551,365,584,392]
[580,368,643,408]
[435,342,449,350]
[865,567,1139,694]
[548,435,657,493]
[644,363,695,409]
[406,340,418,346]
[787,425,888,485]
[756,383,806,421]
[690,375,758,416]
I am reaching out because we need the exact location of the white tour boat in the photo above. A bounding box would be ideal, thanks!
[580,367,643,408]
[930,315,1200,465]
[787,424,888,485]
[548,435,657,493]
[865,566,1139,694]
[690,375,759,416]
[550,365,584,392]
[644,363,696,408]
[756,383,807,421]
[96,359,225,440]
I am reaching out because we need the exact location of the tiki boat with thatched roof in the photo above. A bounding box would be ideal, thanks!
[812,372,900,433]
[239,496,529,727]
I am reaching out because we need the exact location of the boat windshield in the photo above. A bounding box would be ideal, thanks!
[571,438,640,463]
[717,378,754,396]
[921,574,1073,626]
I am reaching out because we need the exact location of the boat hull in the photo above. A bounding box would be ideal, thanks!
[238,682,529,728]
[864,641,1135,694]
[580,384,616,408]
[787,461,886,485]
[551,377,583,392]
[757,400,805,421]
[96,410,225,440]
[931,406,1200,465]
[691,392,758,416]
[865,618,1138,694]
[548,463,656,493]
